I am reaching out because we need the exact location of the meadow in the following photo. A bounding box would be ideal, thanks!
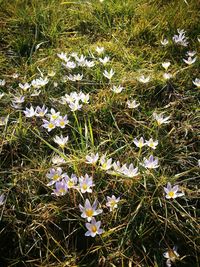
[0,0,199,266]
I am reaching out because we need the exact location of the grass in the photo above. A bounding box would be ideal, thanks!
[0,0,199,266]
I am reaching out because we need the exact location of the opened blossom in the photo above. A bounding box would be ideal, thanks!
[85,218,104,237]
[164,182,184,199]
[79,199,102,222]
[106,195,120,211]
[142,155,159,169]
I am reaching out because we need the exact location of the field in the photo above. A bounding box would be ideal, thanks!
[0,0,199,266]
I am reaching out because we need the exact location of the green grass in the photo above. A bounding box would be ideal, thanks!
[0,0,199,266]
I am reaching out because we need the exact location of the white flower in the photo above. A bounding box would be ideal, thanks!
[145,138,158,149]
[64,174,78,189]
[57,52,70,62]
[79,92,90,104]
[173,29,188,47]
[106,195,120,211]
[99,155,112,171]
[69,100,82,111]
[85,60,95,68]
[133,137,146,148]
[54,135,69,148]
[103,69,115,80]
[161,39,169,46]
[46,167,63,186]
[42,119,56,132]
[153,112,170,126]
[56,115,69,128]
[31,77,48,88]
[85,218,104,237]
[183,57,197,65]
[76,55,86,67]
[19,82,30,91]
[86,153,99,164]
[111,85,124,93]
[35,105,48,117]
[62,61,76,69]
[47,108,60,121]
[0,93,5,99]
[186,51,196,57]
[99,56,110,65]
[23,106,36,117]
[164,182,184,199]
[163,246,180,267]
[0,79,6,86]
[127,100,140,109]
[79,174,95,193]
[121,164,139,178]
[96,46,104,54]
[79,199,102,222]
[163,73,173,80]
[138,75,150,83]
[12,73,19,79]
[162,62,171,70]
[192,78,200,88]
[142,155,159,169]
[67,74,83,82]
[51,155,66,165]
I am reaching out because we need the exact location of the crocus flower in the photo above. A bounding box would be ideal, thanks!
[163,246,180,267]
[192,78,200,88]
[164,182,184,199]
[42,119,56,132]
[96,46,104,54]
[106,195,120,211]
[133,137,146,148]
[162,62,171,70]
[52,180,68,196]
[86,153,99,164]
[103,69,115,80]
[79,174,95,193]
[99,56,110,65]
[138,75,150,83]
[99,155,112,171]
[46,167,63,186]
[145,138,158,149]
[23,106,36,117]
[142,155,159,169]
[64,174,78,189]
[127,100,140,109]
[183,57,197,65]
[121,164,139,178]
[85,218,104,237]
[53,135,69,148]
[153,113,170,126]
[111,85,124,94]
[79,199,102,222]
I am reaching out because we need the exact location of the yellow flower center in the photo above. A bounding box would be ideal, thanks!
[59,188,66,193]
[110,200,116,207]
[91,225,97,233]
[85,209,94,217]
[168,191,175,198]
[53,174,60,180]
[49,123,54,129]
[52,114,58,120]
[67,180,74,188]
[60,121,65,126]
[82,184,88,190]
